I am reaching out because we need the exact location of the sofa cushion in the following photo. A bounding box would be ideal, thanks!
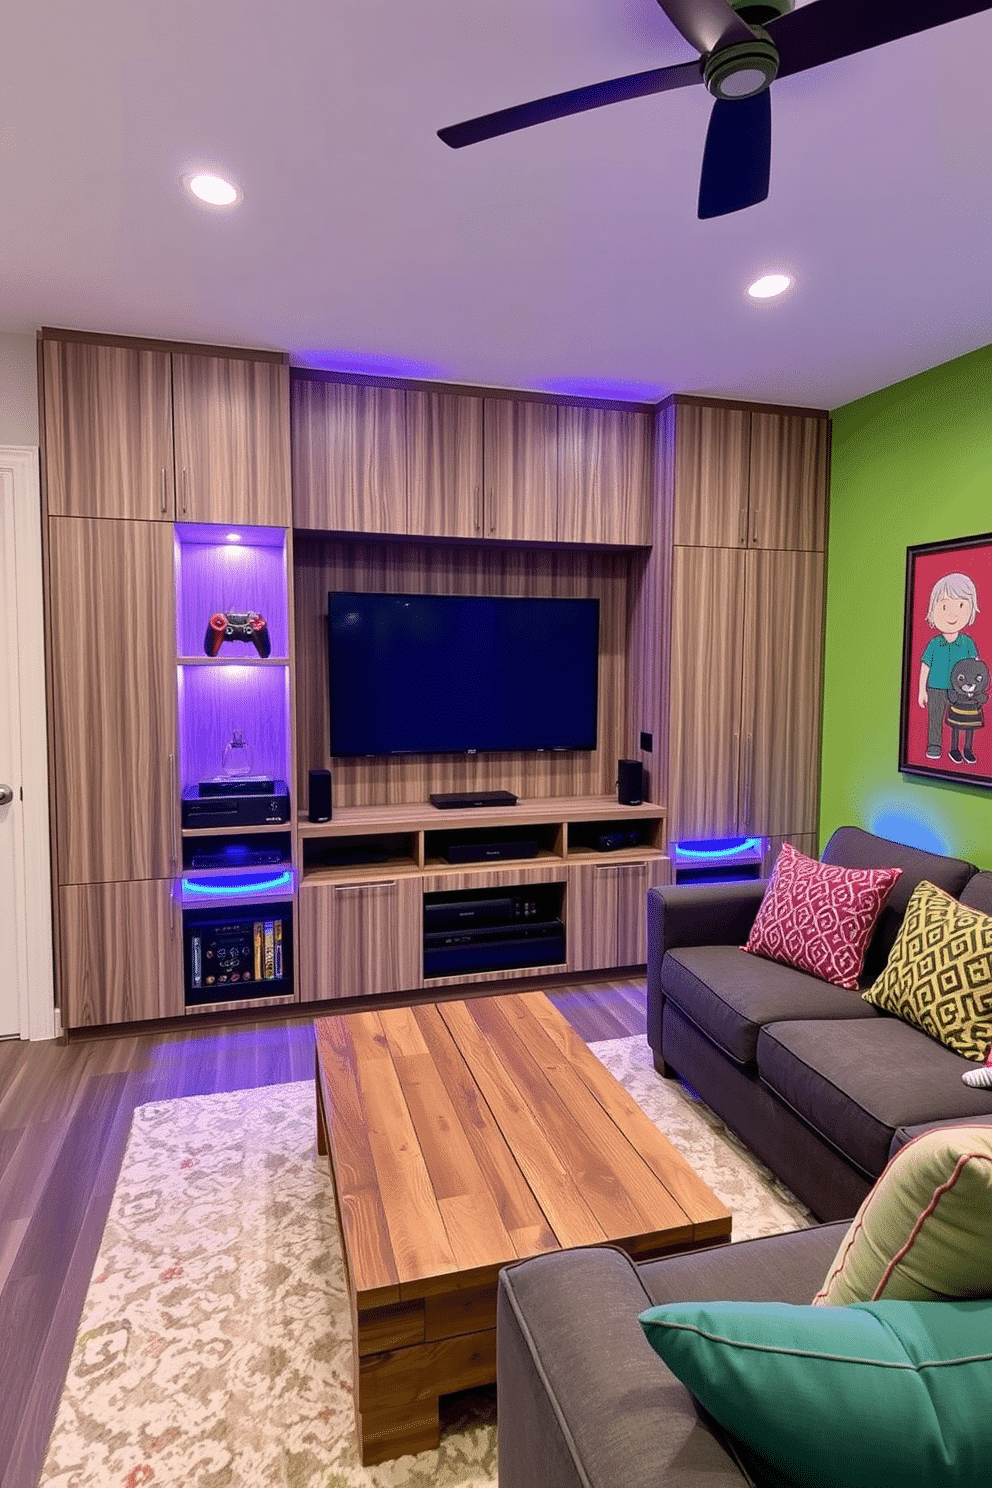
[820,826,977,984]
[662,946,879,1067]
[639,1295,992,1488]
[813,1124,992,1305]
[756,1016,992,1178]
[959,869,992,916]
[743,842,901,989]
[639,1223,849,1309]
[862,880,992,1061]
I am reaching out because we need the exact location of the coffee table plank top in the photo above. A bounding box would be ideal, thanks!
[512,992,731,1239]
[315,992,732,1309]
[460,996,696,1245]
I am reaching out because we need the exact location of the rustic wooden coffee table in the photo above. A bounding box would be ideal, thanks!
[314,989,731,1465]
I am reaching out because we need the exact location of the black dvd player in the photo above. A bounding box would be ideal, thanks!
[181,780,290,829]
[198,776,276,798]
[423,919,565,978]
[430,790,518,809]
[445,838,539,864]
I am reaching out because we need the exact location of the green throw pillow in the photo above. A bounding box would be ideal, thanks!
[639,1297,992,1488]
[862,879,992,1061]
[814,1124,992,1304]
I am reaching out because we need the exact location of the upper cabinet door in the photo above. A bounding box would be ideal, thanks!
[747,412,830,552]
[557,406,653,546]
[172,354,292,526]
[483,399,559,542]
[49,517,178,884]
[291,376,407,533]
[671,402,751,548]
[406,389,484,539]
[43,339,175,520]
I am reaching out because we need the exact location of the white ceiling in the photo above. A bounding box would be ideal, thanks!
[3,1,990,408]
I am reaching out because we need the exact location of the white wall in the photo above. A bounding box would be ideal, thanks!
[0,333,39,446]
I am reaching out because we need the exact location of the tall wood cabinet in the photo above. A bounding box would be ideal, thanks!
[664,398,829,847]
[41,329,293,1028]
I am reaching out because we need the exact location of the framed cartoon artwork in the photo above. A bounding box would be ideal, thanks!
[899,531,992,787]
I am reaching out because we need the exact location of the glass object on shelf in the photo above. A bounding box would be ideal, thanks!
[221,727,254,779]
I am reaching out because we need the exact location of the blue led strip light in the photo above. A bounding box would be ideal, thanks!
[674,838,763,860]
[181,870,294,898]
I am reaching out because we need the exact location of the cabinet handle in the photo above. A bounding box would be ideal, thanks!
[474,484,482,535]
[169,753,178,869]
[332,880,397,893]
[739,501,747,546]
[488,489,496,536]
[751,504,759,545]
[743,733,754,830]
[181,468,189,514]
[161,467,168,515]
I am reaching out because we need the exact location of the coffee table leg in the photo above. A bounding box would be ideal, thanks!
[357,1399,440,1466]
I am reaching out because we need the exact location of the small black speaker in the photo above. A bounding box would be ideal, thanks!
[308,768,332,822]
[617,758,644,806]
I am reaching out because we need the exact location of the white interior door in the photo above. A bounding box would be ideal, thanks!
[0,449,55,1040]
[0,466,26,1035]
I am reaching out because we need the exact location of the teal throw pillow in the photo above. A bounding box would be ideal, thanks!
[639,1297,992,1488]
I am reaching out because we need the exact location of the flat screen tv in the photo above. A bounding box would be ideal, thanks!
[327,591,599,757]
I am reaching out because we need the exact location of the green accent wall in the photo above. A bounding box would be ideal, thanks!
[820,343,992,867]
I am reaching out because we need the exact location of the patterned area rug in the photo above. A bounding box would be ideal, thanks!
[38,1035,813,1488]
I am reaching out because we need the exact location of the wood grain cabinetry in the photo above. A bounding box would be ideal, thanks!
[482,398,559,542]
[48,517,178,884]
[292,375,653,547]
[665,400,829,846]
[298,877,421,1001]
[406,389,483,538]
[557,404,653,546]
[670,400,828,552]
[42,339,175,520]
[58,878,182,1027]
[291,375,407,533]
[567,857,670,972]
[171,353,291,524]
[42,333,291,525]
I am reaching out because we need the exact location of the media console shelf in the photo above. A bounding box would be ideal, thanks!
[295,796,670,1003]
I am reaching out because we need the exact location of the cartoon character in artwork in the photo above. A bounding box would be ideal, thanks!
[917,573,979,759]
[945,656,989,764]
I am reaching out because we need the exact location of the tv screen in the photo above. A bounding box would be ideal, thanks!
[327,591,599,757]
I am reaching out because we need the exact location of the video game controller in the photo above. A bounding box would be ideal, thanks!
[204,611,272,658]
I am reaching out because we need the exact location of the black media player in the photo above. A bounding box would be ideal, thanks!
[181,780,290,829]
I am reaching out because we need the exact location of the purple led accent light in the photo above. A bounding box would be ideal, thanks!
[536,376,668,403]
[294,349,445,380]
[177,663,290,789]
[181,869,294,898]
[673,836,764,860]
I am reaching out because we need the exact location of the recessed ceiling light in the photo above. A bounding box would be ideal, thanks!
[747,272,793,300]
[225,532,242,543]
[185,172,240,207]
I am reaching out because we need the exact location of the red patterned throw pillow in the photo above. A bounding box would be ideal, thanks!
[743,843,901,990]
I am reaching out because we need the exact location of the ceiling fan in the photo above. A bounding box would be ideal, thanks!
[438,0,992,219]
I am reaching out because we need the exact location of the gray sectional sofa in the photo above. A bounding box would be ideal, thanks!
[496,827,992,1488]
[646,826,992,1221]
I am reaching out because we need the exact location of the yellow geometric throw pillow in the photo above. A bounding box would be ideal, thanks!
[863,880,992,1062]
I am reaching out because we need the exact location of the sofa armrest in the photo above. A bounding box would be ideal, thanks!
[497,1246,749,1488]
[647,882,767,1055]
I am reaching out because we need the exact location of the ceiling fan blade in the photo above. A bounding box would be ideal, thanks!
[438,59,702,148]
[697,91,771,218]
[770,0,992,80]
[655,0,755,55]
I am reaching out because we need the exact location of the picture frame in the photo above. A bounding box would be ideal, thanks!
[899,530,992,787]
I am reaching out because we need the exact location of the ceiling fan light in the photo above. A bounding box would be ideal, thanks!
[703,33,779,100]
[748,272,793,299]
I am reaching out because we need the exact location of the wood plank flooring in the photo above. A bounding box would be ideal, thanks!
[0,976,645,1488]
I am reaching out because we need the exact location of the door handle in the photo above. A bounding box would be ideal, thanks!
[474,484,482,534]
[739,501,747,546]
[0,784,13,806]
[161,467,169,515]
[743,733,754,830]
[181,468,189,514]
